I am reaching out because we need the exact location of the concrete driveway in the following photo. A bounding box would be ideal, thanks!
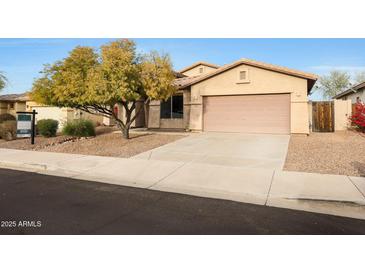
[132,132,290,170]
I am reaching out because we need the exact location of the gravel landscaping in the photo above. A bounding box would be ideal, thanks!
[39,132,185,157]
[0,135,77,151]
[0,126,186,158]
[284,130,365,177]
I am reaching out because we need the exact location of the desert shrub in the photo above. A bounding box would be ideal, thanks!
[0,120,16,141]
[350,103,365,132]
[37,119,59,137]
[62,119,96,137]
[0,113,16,123]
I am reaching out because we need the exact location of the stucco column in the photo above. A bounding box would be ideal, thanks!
[290,91,310,134]
[188,86,203,131]
[183,89,191,130]
[148,100,161,128]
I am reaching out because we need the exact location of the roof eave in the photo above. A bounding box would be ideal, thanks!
[332,81,365,99]
[307,79,317,94]
[332,91,352,99]
[179,60,318,90]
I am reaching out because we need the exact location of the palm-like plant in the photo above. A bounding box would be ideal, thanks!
[0,71,8,92]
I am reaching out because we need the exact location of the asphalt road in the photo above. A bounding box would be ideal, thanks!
[1,168,365,234]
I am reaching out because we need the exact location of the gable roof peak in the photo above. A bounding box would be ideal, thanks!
[237,58,318,80]
[178,58,318,92]
[179,61,220,73]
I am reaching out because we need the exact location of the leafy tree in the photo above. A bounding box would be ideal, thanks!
[0,71,8,92]
[315,70,351,99]
[31,39,176,139]
[354,71,365,84]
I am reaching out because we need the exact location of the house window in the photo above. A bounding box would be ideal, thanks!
[199,67,204,74]
[237,69,249,83]
[160,95,183,119]
[239,71,247,80]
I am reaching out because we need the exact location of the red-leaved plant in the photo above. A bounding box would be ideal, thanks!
[350,103,365,132]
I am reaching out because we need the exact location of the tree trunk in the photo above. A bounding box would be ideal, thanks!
[122,126,130,139]
[115,120,130,140]
[143,98,150,129]
[144,103,149,128]
[117,100,142,140]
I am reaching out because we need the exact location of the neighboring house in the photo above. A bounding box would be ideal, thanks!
[0,93,28,116]
[145,59,318,134]
[0,92,103,130]
[332,81,365,104]
[26,101,103,130]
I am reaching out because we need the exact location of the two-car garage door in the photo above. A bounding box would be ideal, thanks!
[203,94,290,134]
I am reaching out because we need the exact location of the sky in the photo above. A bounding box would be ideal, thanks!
[1,38,365,100]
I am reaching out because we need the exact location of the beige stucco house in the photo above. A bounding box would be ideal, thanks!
[146,59,318,134]
[2,58,319,135]
[26,101,103,130]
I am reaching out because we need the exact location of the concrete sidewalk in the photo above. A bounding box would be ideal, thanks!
[0,148,365,220]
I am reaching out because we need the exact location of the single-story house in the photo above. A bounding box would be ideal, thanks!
[2,58,319,135]
[332,81,365,103]
[145,58,318,134]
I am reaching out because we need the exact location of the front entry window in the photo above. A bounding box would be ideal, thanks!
[160,95,183,119]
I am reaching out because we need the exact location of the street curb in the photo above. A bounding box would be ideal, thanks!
[0,160,47,173]
[0,158,365,221]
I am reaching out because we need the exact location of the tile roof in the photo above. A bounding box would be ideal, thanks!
[179,61,220,73]
[173,75,203,89]
[0,92,30,102]
[177,58,318,92]
[173,71,186,78]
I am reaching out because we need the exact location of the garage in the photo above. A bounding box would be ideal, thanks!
[203,94,290,134]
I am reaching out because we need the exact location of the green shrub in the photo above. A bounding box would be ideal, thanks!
[37,119,59,137]
[0,113,16,123]
[0,120,16,141]
[62,119,96,137]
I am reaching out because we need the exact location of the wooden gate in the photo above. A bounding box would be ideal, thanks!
[312,101,334,132]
